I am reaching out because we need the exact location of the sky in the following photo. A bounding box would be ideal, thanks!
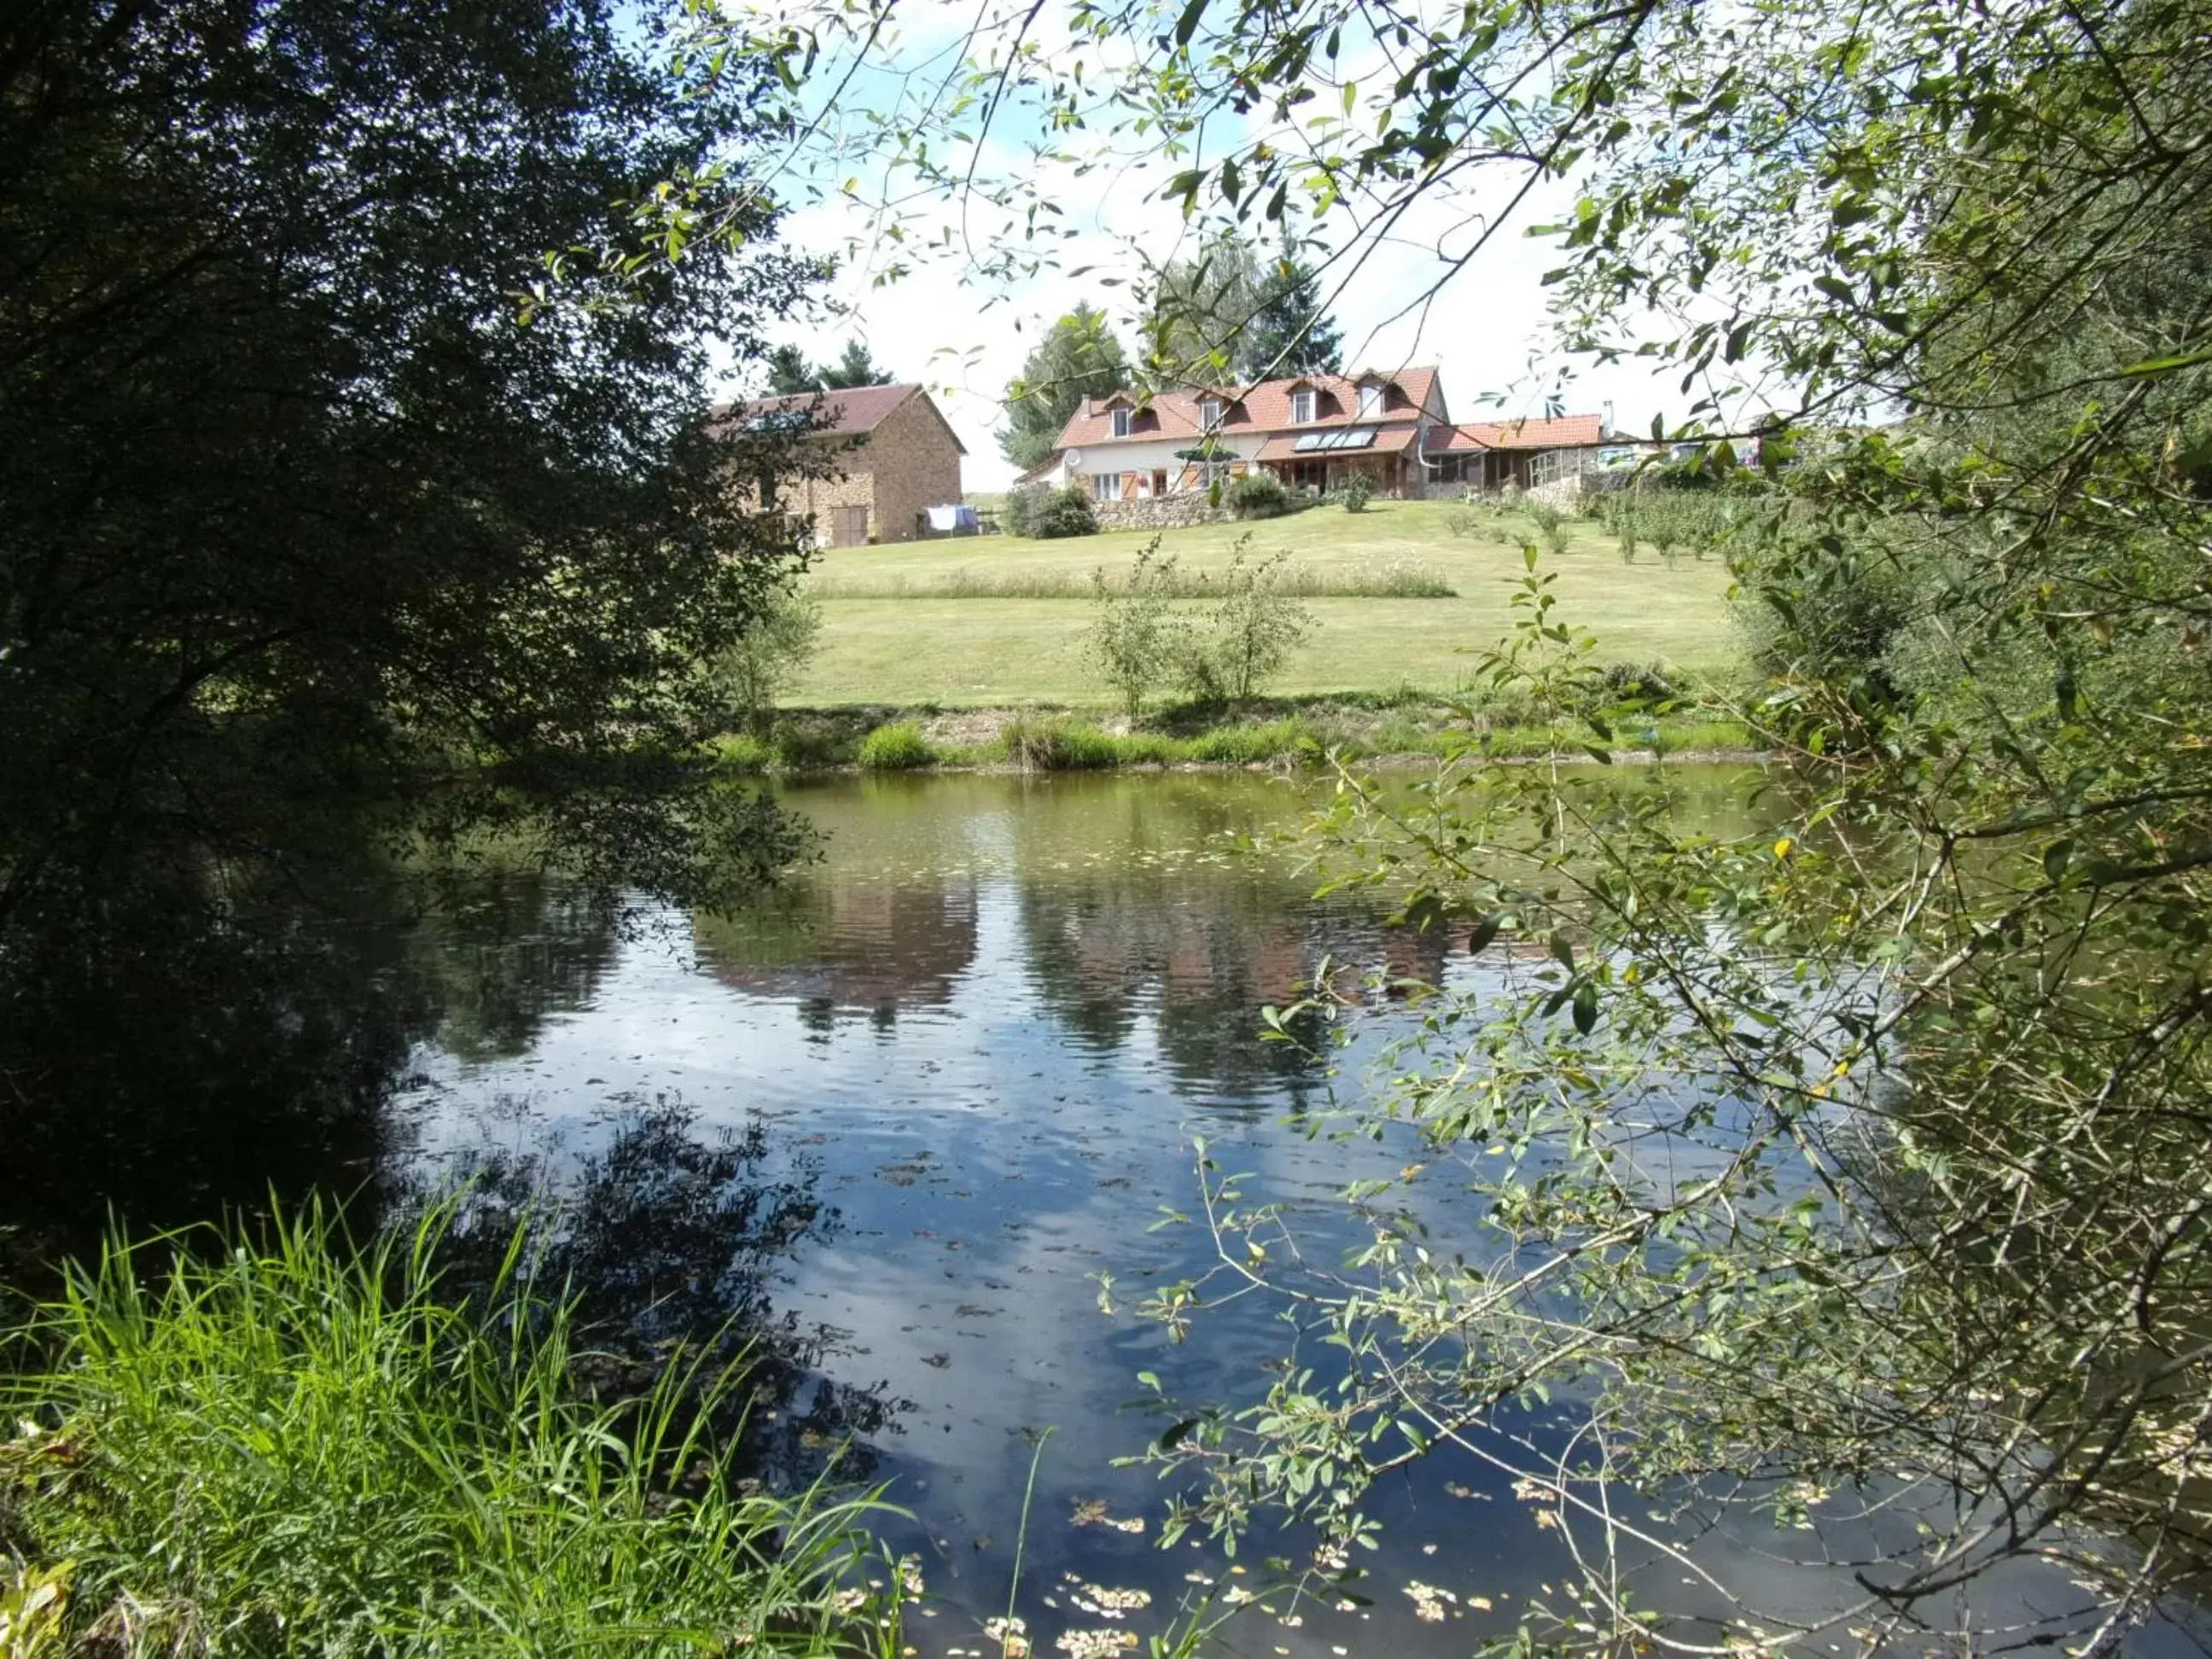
[713,0,1707,492]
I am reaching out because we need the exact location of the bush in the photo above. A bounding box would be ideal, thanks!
[1030,484,1097,538]
[1591,661,1679,711]
[856,720,935,771]
[1175,538,1315,703]
[1525,499,1573,558]
[699,577,822,737]
[1228,472,1295,520]
[0,1203,895,1654]
[1003,482,1051,538]
[1086,538,1185,716]
[1342,473,1374,513]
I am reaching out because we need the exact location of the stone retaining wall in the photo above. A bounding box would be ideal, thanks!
[1091,494,1233,532]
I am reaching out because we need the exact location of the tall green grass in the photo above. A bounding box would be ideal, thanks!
[809,559,1454,600]
[0,1203,903,1656]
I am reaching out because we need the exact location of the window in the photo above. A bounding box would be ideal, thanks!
[1089,471,1123,502]
[1198,399,1223,429]
[1110,406,1132,438]
[1290,389,1316,424]
[1358,382,1384,416]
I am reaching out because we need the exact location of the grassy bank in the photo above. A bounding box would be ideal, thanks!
[796,499,1738,706]
[0,1207,901,1656]
[711,690,1754,776]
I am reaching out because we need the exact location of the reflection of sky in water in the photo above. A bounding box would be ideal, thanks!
[395,774,2198,1659]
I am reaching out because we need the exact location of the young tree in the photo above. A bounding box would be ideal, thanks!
[1086,540,1183,716]
[1002,304,1131,471]
[700,577,824,737]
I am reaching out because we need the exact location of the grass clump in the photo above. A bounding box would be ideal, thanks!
[999,715,1124,771]
[855,720,936,771]
[0,1203,897,1656]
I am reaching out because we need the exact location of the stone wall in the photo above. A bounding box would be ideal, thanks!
[1091,494,1234,532]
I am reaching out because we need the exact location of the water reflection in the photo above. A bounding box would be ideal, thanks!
[416,1097,903,1493]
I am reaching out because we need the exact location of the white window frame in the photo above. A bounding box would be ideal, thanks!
[1110,406,1132,438]
[1290,389,1317,424]
[1198,398,1223,429]
[1089,471,1123,502]
[1358,382,1384,416]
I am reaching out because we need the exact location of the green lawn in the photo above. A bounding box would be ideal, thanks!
[795,498,1739,707]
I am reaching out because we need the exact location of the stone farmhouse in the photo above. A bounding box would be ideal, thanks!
[724,382,964,545]
[1020,367,1614,507]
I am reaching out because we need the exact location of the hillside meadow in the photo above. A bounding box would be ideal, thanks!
[792,498,1739,707]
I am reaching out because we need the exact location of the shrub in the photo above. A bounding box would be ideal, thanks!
[1085,538,1185,716]
[1592,661,1678,711]
[1176,538,1315,702]
[769,723,844,770]
[1525,499,1573,558]
[1445,508,1481,538]
[1003,482,1051,538]
[1031,484,1097,538]
[1228,472,1295,520]
[1342,473,1374,513]
[856,720,935,771]
[0,1203,894,1654]
[699,577,823,737]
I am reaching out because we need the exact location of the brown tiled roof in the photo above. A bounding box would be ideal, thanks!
[717,382,966,451]
[1426,414,1606,452]
[1251,424,1423,463]
[1055,367,1442,450]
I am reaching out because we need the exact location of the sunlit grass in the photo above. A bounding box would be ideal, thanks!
[796,500,1737,706]
[0,1202,904,1656]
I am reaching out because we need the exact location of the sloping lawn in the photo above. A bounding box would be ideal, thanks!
[793,498,1738,707]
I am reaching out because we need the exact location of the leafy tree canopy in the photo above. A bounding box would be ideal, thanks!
[1001,302,1131,471]
[1146,234,1342,383]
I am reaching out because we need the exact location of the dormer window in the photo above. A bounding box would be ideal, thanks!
[1291,389,1317,424]
[1358,382,1385,416]
[1198,399,1223,429]
[1111,406,1133,438]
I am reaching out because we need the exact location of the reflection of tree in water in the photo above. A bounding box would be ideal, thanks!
[0,859,425,1284]
[420,1097,904,1493]
[409,872,627,1063]
[1018,870,1447,1106]
[0,854,630,1288]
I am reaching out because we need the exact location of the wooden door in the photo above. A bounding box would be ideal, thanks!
[834,504,870,545]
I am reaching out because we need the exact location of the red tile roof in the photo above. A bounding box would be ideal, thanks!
[717,383,965,451]
[1055,367,1442,450]
[1426,414,1606,452]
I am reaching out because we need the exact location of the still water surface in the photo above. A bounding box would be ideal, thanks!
[394,770,1753,1657]
[387,771,2196,1658]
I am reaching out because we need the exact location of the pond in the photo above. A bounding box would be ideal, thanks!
[7,767,2194,1656]
[392,768,1783,1658]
